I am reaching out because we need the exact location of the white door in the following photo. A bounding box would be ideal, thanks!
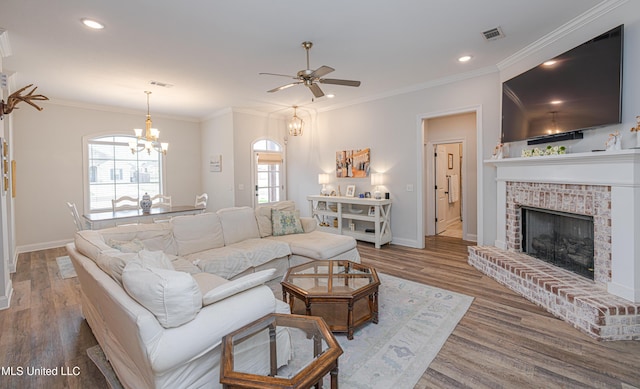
[435,145,448,234]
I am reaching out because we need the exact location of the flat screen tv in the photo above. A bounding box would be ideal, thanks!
[501,25,623,144]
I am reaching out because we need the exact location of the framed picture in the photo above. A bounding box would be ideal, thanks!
[448,153,454,169]
[368,206,376,216]
[345,185,356,197]
[209,154,222,172]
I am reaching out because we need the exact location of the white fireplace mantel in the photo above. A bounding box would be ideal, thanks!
[486,149,640,302]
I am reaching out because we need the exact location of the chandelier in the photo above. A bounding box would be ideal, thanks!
[129,91,168,155]
[288,106,304,136]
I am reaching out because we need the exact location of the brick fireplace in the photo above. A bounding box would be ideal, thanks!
[470,150,640,340]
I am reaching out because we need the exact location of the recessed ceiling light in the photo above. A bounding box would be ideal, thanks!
[543,60,557,66]
[326,93,335,99]
[458,55,472,63]
[550,100,563,105]
[81,18,105,30]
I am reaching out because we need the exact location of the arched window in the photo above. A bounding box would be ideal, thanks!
[252,139,285,206]
[85,135,164,212]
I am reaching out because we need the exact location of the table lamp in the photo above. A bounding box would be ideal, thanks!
[371,173,384,199]
[318,173,330,195]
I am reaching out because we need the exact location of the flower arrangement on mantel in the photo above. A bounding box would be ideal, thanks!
[632,116,640,149]
[521,145,567,157]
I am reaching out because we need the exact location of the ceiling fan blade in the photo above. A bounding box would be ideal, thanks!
[267,82,301,93]
[319,78,361,87]
[310,66,335,78]
[259,72,297,79]
[307,83,325,98]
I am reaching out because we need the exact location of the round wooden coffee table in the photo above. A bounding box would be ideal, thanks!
[281,260,380,340]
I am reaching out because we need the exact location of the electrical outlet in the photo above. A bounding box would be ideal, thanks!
[406,184,414,192]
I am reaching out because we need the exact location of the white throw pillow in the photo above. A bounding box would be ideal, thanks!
[201,268,276,306]
[122,261,202,328]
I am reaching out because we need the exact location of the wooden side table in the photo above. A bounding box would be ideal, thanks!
[220,313,343,389]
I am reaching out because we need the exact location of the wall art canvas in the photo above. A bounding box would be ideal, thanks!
[336,148,370,178]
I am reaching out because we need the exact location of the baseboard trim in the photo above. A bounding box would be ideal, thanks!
[16,239,72,255]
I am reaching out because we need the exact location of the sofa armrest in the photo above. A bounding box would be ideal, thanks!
[300,217,317,233]
[145,285,277,373]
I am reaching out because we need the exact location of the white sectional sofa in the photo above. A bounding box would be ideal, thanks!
[66,201,360,389]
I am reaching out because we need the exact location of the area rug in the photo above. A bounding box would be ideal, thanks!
[269,273,474,389]
[87,273,473,389]
[87,345,124,389]
[56,255,77,279]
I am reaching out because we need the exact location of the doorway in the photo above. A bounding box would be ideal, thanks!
[434,143,462,238]
[422,110,477,242]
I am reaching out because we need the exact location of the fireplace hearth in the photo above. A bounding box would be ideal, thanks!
[521,206,594,280]
[472,150,640,340]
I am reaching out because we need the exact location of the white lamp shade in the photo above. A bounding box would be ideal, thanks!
[371,173,384,186]
[318,173,330,185]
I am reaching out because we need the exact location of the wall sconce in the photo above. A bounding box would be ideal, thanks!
[371,173,384,199]
[318,173,330,195]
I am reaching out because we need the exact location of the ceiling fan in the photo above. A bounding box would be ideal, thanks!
[260,41,361,98]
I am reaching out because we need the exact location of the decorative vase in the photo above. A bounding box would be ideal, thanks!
[140,193,152,213]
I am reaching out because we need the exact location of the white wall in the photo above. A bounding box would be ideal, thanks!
[287,74,500,247]
[201,109,235,211]
[13,102,201,252]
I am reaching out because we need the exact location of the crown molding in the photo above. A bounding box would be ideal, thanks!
[318,65,498,113]
[497,0,628,71]
[45,98,199,122]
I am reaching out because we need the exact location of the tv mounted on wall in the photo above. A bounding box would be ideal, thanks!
[501,25,623,145]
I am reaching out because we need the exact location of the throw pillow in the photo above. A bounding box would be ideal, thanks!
[107,238,145,253]
[271,209,304,236]
[122,261,202,328]
[201,268,276,306]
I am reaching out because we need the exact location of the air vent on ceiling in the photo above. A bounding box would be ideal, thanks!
[482,27,505,41]
[149,80,174,88]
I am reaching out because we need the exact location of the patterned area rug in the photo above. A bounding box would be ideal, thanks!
[87,273,473,388]
[269,273,474,388]
[56,255,77,279]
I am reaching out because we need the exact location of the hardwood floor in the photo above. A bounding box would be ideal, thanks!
[1,238,638,388]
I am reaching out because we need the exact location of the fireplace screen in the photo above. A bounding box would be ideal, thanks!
[521,206,594,280]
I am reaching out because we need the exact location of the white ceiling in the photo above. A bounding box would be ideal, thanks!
[0,0,603,120]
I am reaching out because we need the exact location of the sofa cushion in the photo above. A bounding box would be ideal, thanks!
[271,209,304,236]
[122,261,202,328]
[186,246,252,280]
[217,207,261,245]
[200,269,275,305]
[99,223,178,255]
[171,212,225,256]
[107,238,145,253]
[255,201,296,237]
[267,230,357,260]
[97,249,177,286]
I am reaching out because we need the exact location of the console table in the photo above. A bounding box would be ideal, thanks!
[307,195,392,248]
